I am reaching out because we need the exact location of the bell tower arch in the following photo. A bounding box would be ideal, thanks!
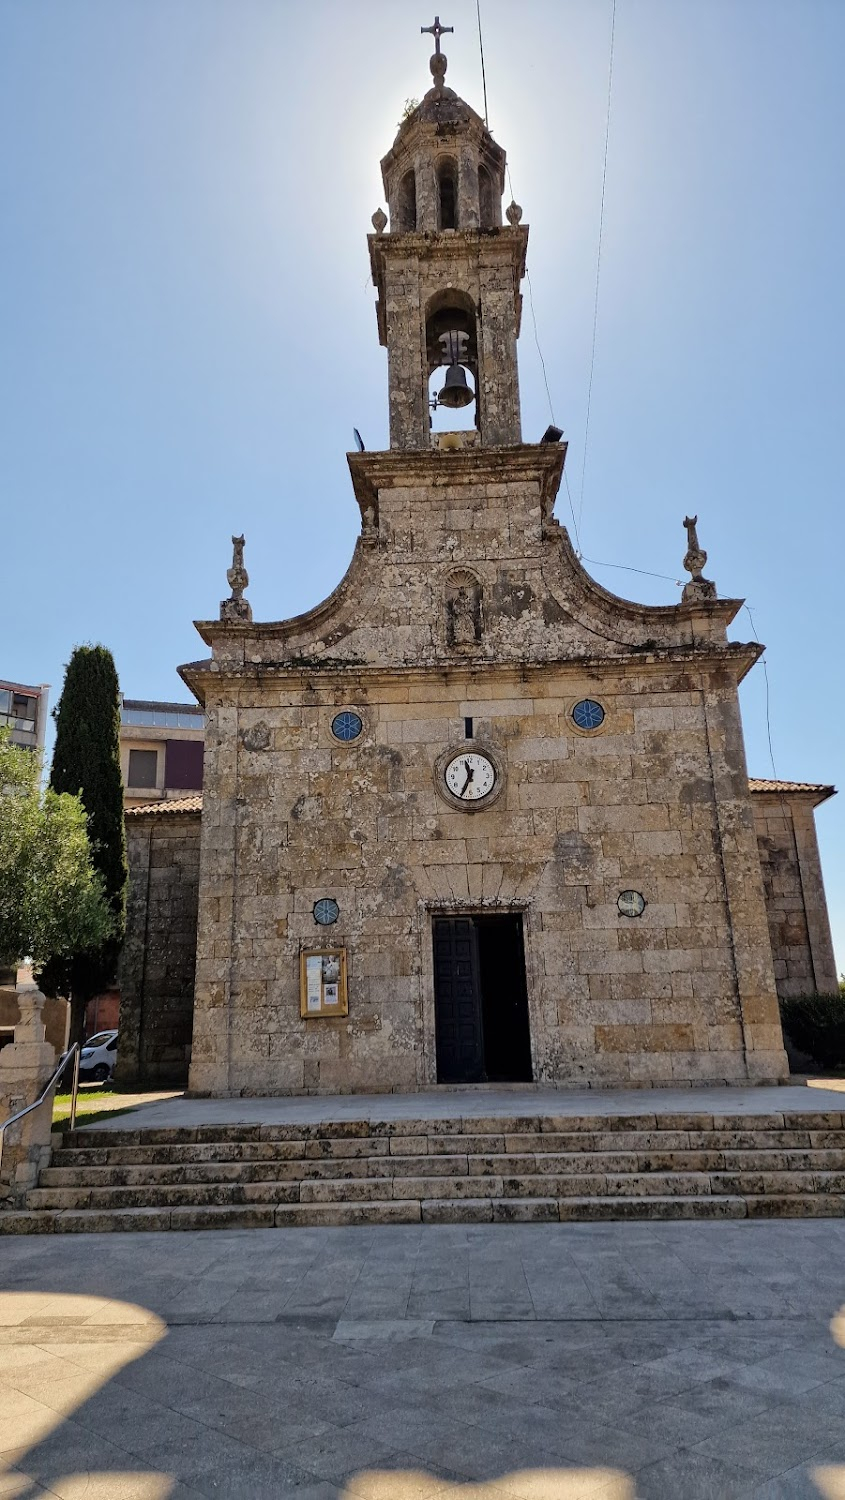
[370,25,526,450]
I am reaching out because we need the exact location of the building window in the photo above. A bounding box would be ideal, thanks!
[396,169,417,231]
[121,707,203,729]
[0,690,37,733]
[164,739,204,790]
[571,699,606,732]
[479,166,496,227]
[437,159,458,229]
[331,711,363,742]
[127,748,158,789]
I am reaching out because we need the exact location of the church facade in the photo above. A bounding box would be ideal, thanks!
[169,41,835,1097]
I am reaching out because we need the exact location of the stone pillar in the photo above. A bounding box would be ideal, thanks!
[385,256,428,451]
[477,260,522,445]
[702,680,789,1082]
[458,146,480,229]
[414,153,438,232]
[792,802,838,995]
[188,704,240,1095]
[0,985,58,1203]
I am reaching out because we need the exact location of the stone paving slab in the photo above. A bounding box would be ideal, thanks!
[2,1221,845,1496]
[72,1081,845,1133]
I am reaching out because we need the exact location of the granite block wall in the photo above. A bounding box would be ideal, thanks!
[116,811,200,1086]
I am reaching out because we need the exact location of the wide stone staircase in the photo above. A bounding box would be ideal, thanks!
[3,1107,845,1232]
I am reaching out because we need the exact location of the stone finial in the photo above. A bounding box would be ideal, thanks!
[682,515,717,601]
[505,201,523,226]
[220,534,253,623]
[421,14,453,92]
[371,207,387,235]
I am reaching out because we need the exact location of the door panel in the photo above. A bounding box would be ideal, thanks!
[433,918,484,1083]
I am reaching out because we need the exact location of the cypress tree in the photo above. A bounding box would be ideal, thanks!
[42,645,128,1041]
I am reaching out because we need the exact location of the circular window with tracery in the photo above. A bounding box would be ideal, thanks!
[571,698,605,732]
[313,898,340,926]
[331,711,363,742]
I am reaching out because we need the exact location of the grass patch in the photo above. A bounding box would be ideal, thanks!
[51,1105,141,1133]
[51,1083,171,1129]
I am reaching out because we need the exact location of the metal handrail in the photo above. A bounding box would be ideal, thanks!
[0,1042,80,1179]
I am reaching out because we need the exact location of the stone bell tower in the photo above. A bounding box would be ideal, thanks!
[371,19,526,449]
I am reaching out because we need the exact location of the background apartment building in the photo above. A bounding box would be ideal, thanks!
[0,679,49,755]
[120,697,204,808]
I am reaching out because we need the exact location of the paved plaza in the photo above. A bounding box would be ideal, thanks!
[2,1219,845,1498]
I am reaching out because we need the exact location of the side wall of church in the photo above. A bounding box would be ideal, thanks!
[116,811,200,1087]
[753,792,838,999]
[188,660,786,1096]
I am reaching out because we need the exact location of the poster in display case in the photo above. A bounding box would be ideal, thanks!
[299,948,348,1017]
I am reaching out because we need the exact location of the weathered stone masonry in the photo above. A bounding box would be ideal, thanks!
[751,783,837,1000]
[115,802,200,1087]
[116,779,836,1088]
[118,40,836,1096]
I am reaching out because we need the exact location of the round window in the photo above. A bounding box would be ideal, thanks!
[313,898,340,926]
[617,890,646,919]
[331,711,363,742]
[572,698,605,732]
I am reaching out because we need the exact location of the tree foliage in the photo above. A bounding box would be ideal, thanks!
[0,732,114,969]
[40,645,128,1008]
[780,994,845,1070]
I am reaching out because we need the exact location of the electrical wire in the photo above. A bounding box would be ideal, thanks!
[475,0,489,127]
[577,0,617,542]
[580,556,682,585]
[744,605,779,781]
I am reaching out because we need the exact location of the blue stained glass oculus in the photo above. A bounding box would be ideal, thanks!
[572,698,605,731]
[331,711,363,742]
[313,898,340,926]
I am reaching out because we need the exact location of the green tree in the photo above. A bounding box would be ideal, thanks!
[40,646,128,1040]
[0,732,113,971]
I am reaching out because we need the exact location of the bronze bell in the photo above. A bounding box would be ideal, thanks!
[437,362,475,409]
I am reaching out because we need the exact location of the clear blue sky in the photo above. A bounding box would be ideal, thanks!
[2,0,843,972]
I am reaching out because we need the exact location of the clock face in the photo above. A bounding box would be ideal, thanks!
[444,751,497,802]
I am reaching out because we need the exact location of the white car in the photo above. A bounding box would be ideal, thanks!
[79,1030,118,1083]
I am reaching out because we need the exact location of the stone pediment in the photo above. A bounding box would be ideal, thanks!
[181,445,752,696]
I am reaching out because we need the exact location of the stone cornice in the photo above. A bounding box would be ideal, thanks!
[347,442,564,517]
[368,225,528,292]
[179,641,763,704]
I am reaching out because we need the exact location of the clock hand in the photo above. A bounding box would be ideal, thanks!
[460,763,474,796]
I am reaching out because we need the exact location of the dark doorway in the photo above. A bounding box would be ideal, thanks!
[432,914,532,1084]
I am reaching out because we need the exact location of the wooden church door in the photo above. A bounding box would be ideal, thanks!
[432,917,484,1083]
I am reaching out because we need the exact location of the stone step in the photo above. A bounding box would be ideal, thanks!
[40,1145,845,1195]
[29,1165,845,1215]
[5,1186,845,1234]
[56,1111,845,1153]
[52,1125,845,1172]
[23,1110,845,1237]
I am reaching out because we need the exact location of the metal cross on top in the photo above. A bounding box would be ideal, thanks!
[421,15,453,55]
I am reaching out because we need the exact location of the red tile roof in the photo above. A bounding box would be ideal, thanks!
[125,795,203,817]
[748,778,835,800]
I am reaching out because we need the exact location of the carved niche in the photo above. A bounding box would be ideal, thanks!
[445,570,483,650]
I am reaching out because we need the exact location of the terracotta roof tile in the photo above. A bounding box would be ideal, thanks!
[748,778,835,800]
[125,795,203,818]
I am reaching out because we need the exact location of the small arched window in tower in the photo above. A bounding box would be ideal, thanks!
[437,158,458,230]
[478,166,496,229]
[396,169,417,232]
